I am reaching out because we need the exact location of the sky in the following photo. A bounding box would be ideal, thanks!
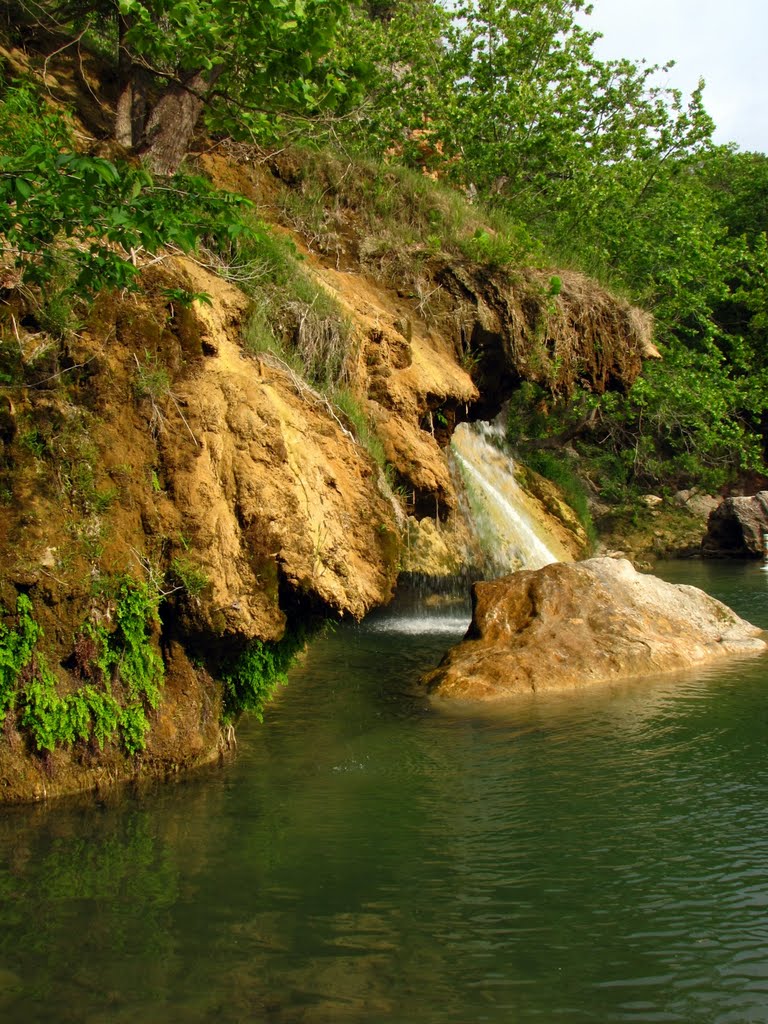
[580,0,768,153]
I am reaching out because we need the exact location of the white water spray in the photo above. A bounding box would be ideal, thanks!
[363,422,571,635]
[365,612,472,636]
[450,421,569,573]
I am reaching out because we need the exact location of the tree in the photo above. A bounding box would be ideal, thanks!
[329,0,452,159]
[0,80,251,292]
[335,3,714,211]
[19,0,353,174]
[439,1,714,216]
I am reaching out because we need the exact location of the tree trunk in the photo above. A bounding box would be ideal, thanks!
[115,15,141,148]
[115,68,149,149]
[115,82,133,148]
[137,67,222,176]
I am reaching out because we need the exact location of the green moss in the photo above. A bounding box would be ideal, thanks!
[221,627,308,724]
[0,578,164,755]
[521,449,598,547]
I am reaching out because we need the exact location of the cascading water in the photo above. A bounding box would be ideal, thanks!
[363,592,472,635]
[365,421,572,635]
[450,420,571,575]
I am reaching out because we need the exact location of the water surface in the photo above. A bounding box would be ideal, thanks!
[2,562,768,1022]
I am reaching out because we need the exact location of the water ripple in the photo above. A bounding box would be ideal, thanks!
[2,570,768,1023]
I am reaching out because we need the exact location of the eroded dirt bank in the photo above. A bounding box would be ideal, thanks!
[0,145,656,801]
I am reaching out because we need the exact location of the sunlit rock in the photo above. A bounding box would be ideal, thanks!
[422,557,766,701]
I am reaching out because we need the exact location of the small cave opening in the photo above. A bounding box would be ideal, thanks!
[390,467,451,522]
[703,515,752,558]
[460,324,521,424]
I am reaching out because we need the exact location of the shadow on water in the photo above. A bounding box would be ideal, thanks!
[1,562,768,1021]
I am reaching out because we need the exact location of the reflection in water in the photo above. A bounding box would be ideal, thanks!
[0,564,767,1021]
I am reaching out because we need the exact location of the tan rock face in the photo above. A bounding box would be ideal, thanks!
[166,350,399,638]
[309,261,478,516]
[159,259,400,638]
[422,557,766,701]
[0,144,662,800]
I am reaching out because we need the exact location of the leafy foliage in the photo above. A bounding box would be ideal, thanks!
[110,577,164,709]
[0,81,252,292]
[221,628,308,724]
[0,594,39,726]
[18,0,360,174]
[116,0,355,123]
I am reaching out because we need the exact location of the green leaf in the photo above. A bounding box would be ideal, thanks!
[13,177,33,200]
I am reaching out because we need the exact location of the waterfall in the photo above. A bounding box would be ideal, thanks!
[364,421,572,635]
[450,421,570,574]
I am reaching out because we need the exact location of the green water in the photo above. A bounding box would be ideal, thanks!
[2,561,768,1023]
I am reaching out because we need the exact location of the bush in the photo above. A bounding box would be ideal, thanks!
[169,556,210,598]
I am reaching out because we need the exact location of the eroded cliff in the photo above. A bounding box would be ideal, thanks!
[0,129,657,801]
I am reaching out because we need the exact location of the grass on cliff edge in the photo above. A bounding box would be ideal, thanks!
[270,144,544,276]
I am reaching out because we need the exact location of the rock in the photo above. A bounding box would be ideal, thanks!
[438,264,653,418]
[513,464,589,559]
[674,488,720,519]
[702,491,768,558]
[422,557,766,701]
[307,259,478,515]
[39,547,57,569]
[154,257,402,635]
[687,493,721,519]
[641,493,663,507]
[401,514,481,577]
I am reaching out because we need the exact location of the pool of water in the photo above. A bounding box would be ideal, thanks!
[2,561,768,1022]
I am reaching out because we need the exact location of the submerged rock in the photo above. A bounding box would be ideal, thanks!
[422,557,766,701]
[702,492,768,558]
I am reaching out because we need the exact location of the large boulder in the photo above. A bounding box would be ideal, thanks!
[422,557,766,701]
[702,492,768,558]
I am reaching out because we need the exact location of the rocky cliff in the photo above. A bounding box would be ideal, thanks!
[0,109,657,800]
